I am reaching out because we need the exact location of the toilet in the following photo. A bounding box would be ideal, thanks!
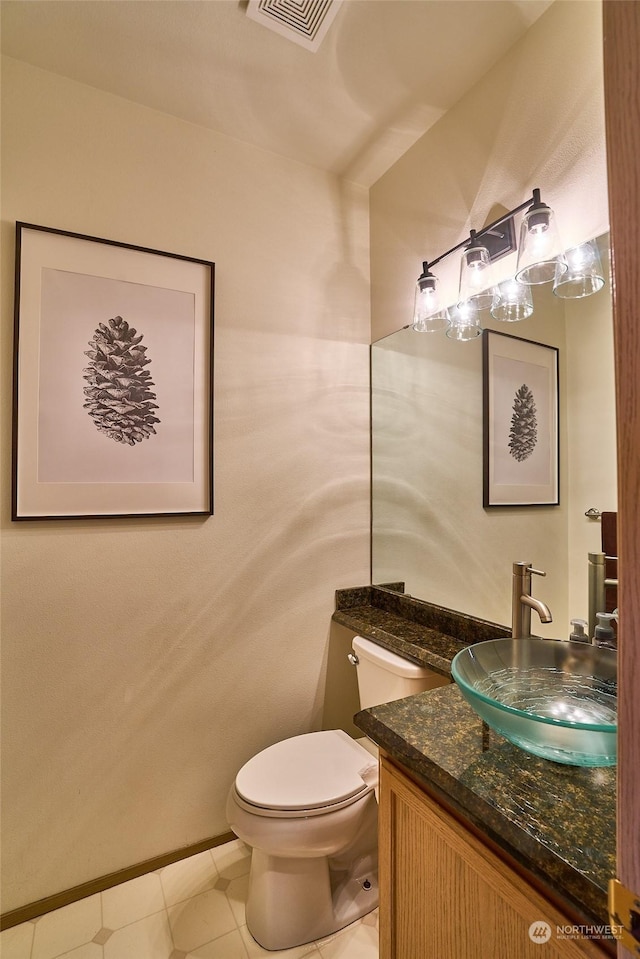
[226,635,448,951]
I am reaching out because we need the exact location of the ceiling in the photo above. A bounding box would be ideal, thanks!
[0,0,554,187]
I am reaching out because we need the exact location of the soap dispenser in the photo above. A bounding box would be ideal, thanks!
[569,618,589,643]
[593,612,617,649]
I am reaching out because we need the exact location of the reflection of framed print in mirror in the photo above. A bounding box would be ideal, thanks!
[483,329,559,508]
[12,222,215,519]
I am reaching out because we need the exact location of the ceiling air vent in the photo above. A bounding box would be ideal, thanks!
[246,0,343,52]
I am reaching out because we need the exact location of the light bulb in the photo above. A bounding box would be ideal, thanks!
[553,238,605,299]
[458,233,499,311]
[446,301,482,340]
[490,277,533,322]
[516,192,566,285]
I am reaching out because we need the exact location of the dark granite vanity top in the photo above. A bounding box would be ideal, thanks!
[335,586,616,942]
[355,684,615,934]
[333,584,508,676]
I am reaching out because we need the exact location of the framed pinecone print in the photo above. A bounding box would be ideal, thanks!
[483,330,559,507]
[11,223,214,519]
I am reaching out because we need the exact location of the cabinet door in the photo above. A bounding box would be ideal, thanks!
[379,757,609,959]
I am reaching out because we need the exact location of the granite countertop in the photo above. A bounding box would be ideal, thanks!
[332,584,508,676]
[355,685,615,932]
[335,585,616,940]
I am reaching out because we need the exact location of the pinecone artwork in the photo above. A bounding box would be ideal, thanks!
[83,315,160,446]
[508,384,538,462]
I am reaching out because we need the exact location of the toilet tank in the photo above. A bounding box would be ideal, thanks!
[352,635,449,709]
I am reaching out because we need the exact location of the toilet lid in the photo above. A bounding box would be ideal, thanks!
[235,730,377,811]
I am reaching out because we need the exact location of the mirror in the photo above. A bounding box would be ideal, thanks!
[371,234,616,639]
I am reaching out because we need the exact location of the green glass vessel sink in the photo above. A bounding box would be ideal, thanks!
[451,638,617,766]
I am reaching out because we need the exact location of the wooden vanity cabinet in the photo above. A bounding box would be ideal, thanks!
[379,755,610,959]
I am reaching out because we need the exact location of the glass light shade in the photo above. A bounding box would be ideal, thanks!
[458,240,499,311]
[412,308,450,333]
[490,277,534,322]
[516,201,567,285]
[446,301,482,341]
[412,264,441,321]
[552,239,605,299]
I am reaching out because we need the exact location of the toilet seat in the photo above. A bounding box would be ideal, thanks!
[234,730,377,816]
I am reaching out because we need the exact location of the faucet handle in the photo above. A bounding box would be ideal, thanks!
[512,562,547,581]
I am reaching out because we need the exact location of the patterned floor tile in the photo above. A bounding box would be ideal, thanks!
[210,841,251,881]
[238,923,322,958]
[317,919,378,959]
[0,922,35,959]
[102,871,165,929]
[167,888,236,953]
[3,840,378,959]
[185,928,250,958]
[103,911,174,959]
[32,895,102,959]
[159,851,219,908]
[55,944,103,959]
[225,873,249,927]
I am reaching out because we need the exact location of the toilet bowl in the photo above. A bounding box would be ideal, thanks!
[227,636,448,950]
[226,729,378,951]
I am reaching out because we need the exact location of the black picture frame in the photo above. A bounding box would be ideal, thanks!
[12,222,214,520]
[483,329,559,508]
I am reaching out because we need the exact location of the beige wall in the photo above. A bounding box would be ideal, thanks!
[369,0,611,635]
[0,58,371,912]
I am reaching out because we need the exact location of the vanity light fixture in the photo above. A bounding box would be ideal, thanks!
[445,301,482,340]
[457,230,500,311]
[412,263,449,332]
[412,308,450,333]
[552,238,605,299]
[515,189,567,285]
[490,277,534,322]
[411,188,598,336]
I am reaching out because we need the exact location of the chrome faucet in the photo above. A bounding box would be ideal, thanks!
[511,562,553,639]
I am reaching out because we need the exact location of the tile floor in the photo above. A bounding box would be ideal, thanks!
[0,839,379,959]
